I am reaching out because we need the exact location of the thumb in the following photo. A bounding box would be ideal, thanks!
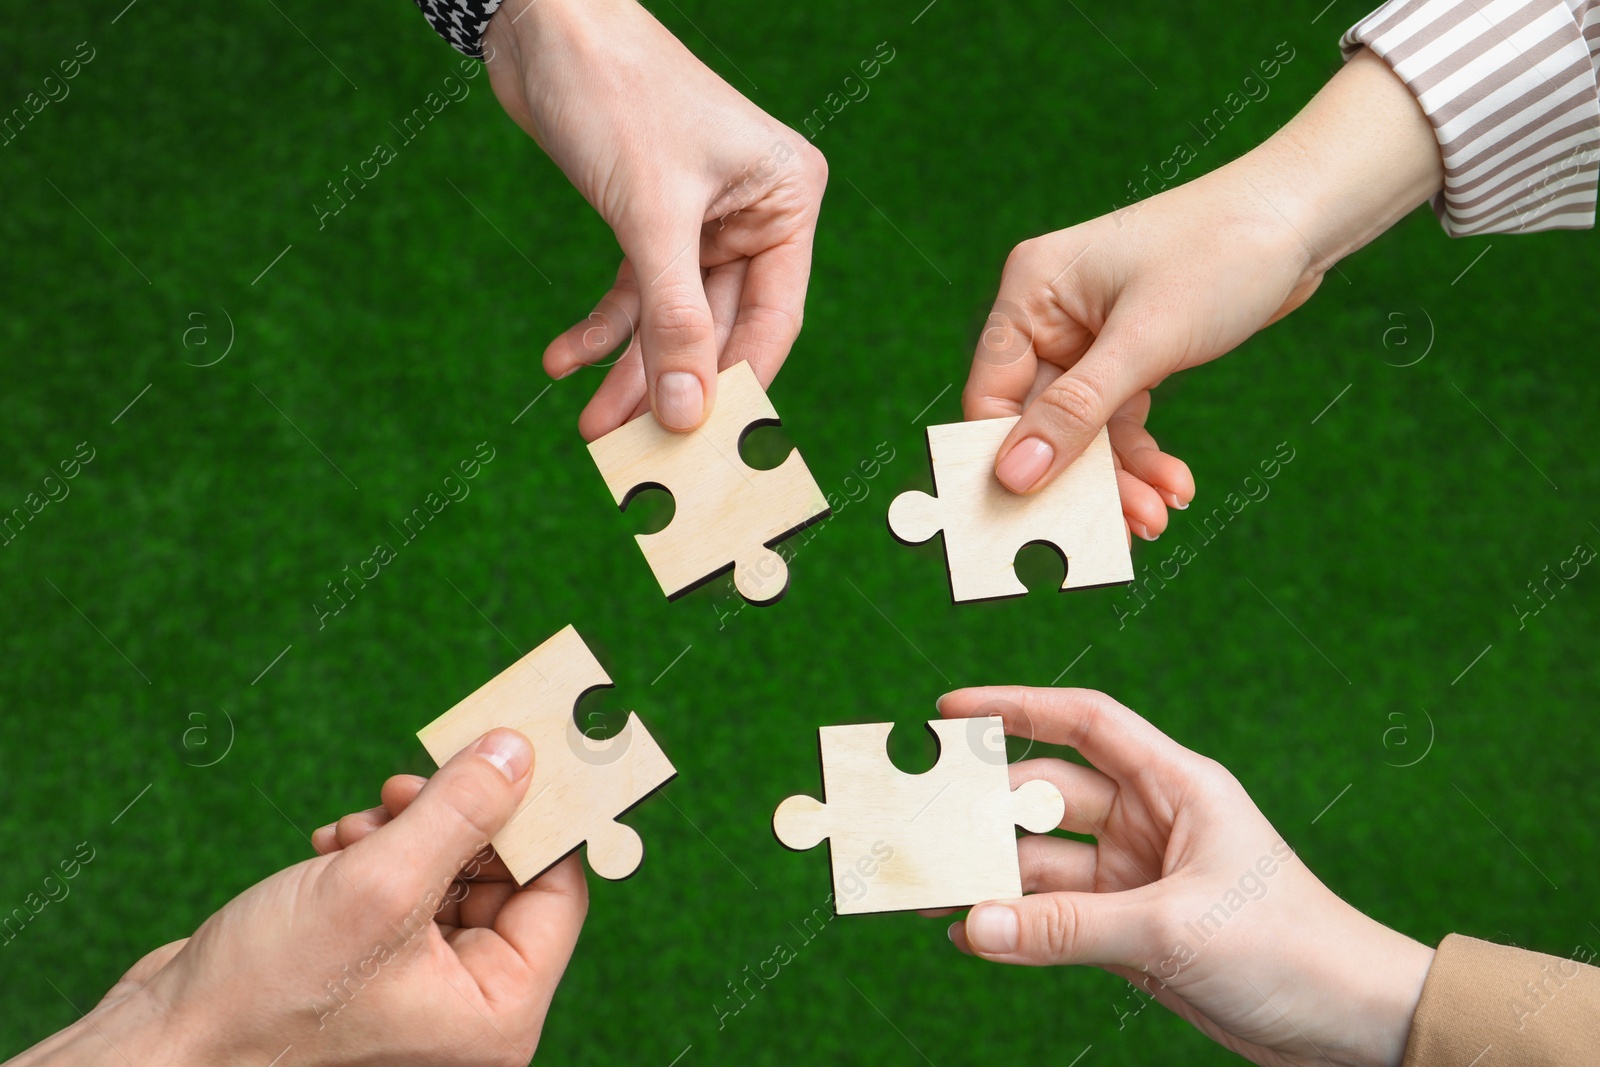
[629,222,718,433]
[993,319,1167,495]
[959,890,1150,968]
[344,728,534,899]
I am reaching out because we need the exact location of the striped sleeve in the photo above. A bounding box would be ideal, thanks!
[1342,0,1600,235]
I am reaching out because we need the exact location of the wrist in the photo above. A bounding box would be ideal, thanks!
[483,0,629,64]
[1337,921,1436,1067]
[482,0,659,151]
[1241,48,1442,278]
[8,988,199,1067]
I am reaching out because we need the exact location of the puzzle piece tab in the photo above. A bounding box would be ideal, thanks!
[888,417,1133,602]
[772,716,1064,914]
[417,625,676,883]
[588,360,829,605]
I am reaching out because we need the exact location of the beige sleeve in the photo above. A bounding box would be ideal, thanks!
[1402,933,1600,1066]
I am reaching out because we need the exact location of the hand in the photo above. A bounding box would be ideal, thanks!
[938,687,1435,1067]
[11,729,587,1067]
[484,0,827,439]
[965,49,1443,527]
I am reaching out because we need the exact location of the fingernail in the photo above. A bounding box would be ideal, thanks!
[947,923,958,943]
[314,822,336,837]
[475,729,533,783]
[656,372,704,431]
[1131,522,1157,542]
[1166,492,1188,510]
[966,905,1019,953]
[996,438,1053,493]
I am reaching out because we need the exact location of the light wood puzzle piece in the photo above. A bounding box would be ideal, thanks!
[772,716,1064,915]
[416,625,676,884]
[888,417,1133,602]
[588,360,830,605]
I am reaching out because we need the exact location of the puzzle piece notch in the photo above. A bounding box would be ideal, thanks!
[887,416,1133,602]
[772,716,1066,915]
[417,625,676,884]
[588,360,829,604]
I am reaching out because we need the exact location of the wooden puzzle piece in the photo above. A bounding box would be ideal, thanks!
[888,417,1133,602]
[772,716,1064,914]
[588,360,830,605]
[417,625,676,883]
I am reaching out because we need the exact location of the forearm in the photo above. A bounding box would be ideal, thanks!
[1232,47,1445,276]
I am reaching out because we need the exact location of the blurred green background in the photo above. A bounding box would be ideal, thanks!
[3,0,1596,1062]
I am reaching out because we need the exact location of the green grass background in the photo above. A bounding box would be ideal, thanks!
[2,0,1597,1062]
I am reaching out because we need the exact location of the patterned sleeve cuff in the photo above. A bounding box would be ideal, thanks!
[1341,0,1600,235]
[413,0,505,59]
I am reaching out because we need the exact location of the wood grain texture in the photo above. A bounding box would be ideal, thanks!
[888,417,1133,602]
[417,625,676,883]
[588,360,829,604]
[772,716,1064,915]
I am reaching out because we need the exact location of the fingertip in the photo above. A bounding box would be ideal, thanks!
[1117,470,1169,541]
[516,853,591,931]
[542,334,578,381]
[1149,464,1195,512]
[577,405,620,443]
[542,851,589,896]
[965,903,1021,956]
[948,921,973,954]
[934,687,987,719]
[342,807,393,845]
[546,284,640,380]
[544,320,611,382]
[312,823,338,854]
[653,370,710,432]
[384,773,428,789]
[550,360,586,383]
[380,774,428,817]
[995,437,1055,495]
[1125,448,1194,513]
[473,727,534,785]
